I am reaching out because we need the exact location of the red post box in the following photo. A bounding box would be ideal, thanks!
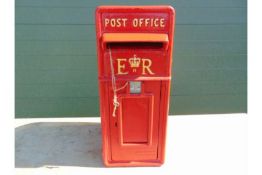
[95,6,175,167]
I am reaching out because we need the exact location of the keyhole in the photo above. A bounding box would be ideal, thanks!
[115,122,118,127]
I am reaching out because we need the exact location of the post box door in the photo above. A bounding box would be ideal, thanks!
[109,81,161,161]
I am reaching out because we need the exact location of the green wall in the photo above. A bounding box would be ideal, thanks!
[15,0,247,117]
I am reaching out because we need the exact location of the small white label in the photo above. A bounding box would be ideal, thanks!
[130,81,141,94]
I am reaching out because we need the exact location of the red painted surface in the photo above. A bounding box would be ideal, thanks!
[95,6,175,167]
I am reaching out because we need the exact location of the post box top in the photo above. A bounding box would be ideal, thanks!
[96,6,175,34]
[95,6,176,79]
[96,5,175,12]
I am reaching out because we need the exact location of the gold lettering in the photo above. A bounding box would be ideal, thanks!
[145,18,150,27]
[133,18,138,27]
[107,18,165,28]
[105,18,109,27]
[142,59,154,75]
[150,18,154,27]
[122,18,128,27]
[139,18,144,27]
[160,18,165,27]
[110,19,116,27]
[116,18,121,27]
[154,18,159,27]
[117,59,128,75]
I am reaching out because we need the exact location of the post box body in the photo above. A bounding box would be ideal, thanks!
[95,6,175,167]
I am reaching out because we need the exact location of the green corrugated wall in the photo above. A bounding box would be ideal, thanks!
[15,0,247,117]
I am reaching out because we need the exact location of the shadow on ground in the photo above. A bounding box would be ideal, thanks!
[15,122,104,168]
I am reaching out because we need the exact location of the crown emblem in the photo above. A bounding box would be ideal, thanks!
[129,55,141,68]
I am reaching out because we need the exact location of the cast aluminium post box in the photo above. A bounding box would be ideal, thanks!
[95,6,175,167]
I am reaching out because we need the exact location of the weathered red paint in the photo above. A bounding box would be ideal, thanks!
[95,6,175,167]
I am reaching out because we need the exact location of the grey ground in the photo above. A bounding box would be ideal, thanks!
[15,115,246,175]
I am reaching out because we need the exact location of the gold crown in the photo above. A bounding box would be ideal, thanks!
[129,55,141,68]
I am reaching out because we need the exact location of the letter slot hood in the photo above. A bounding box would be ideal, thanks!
[102,33,169,50]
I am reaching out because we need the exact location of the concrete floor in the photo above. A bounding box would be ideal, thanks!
[15,114,247,175]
